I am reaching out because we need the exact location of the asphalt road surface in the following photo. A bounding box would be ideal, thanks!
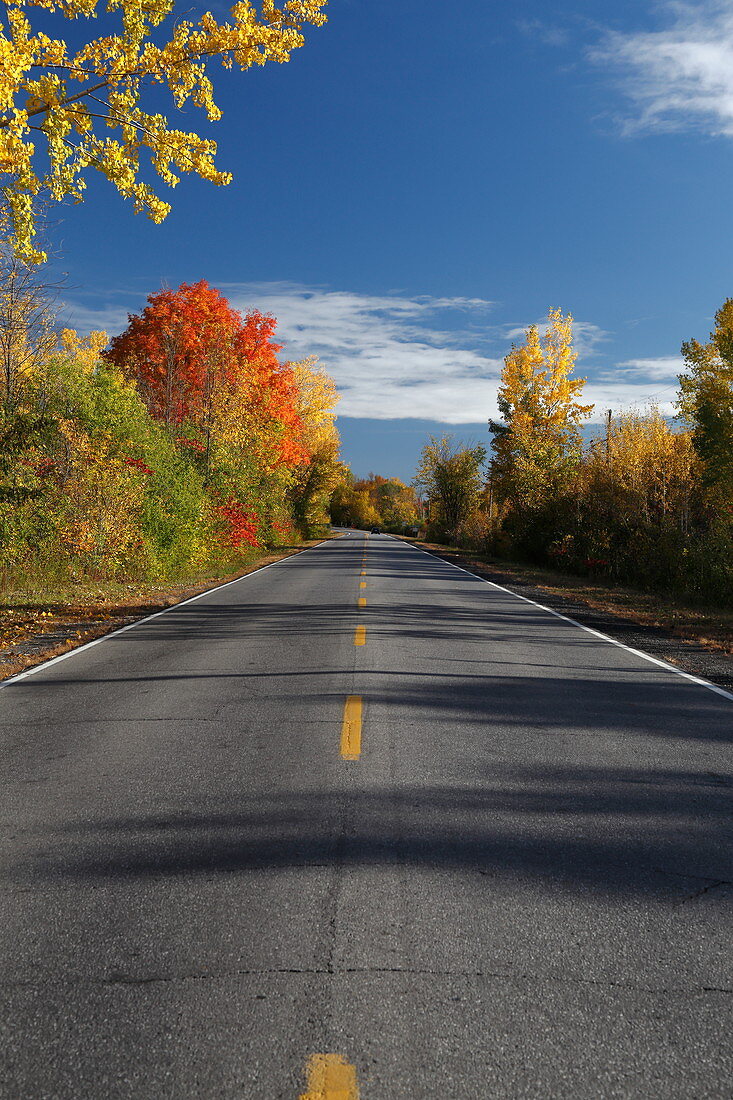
[1,532,732,1099]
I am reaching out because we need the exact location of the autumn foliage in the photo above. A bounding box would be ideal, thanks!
[105,280,308,466]
[330,471,420,533]
[0,0,328,260]
[420,305,733,605]
[0,275,341,585]
[106,280,249,427]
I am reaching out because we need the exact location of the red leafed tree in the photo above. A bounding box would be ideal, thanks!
[217,498,260,548]
[106,281,238,426]
[105,281,307,467]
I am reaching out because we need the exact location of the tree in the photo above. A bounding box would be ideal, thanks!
[678,298,733,508]
[287,356,341,534]
[327,465,355,527]
[207,311,308,473]
[106,280,307,471]
[490,308,593,510]
[0,245,58,409]
[106,280,311,542]
[414,435,486,537]
[372,477,419,529]
[106,280,244,427]
[568,407,699,583]
[0,0,327,260]
[349,473,419,531]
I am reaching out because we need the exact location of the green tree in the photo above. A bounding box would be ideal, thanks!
[679,298,733,507]
[414,435,486,538]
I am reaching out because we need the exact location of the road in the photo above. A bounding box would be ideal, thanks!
[0,532,731,1098]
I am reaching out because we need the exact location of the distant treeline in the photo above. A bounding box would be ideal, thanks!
[329,472,420,533]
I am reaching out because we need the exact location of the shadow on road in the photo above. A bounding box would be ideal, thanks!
[22,754,733,900]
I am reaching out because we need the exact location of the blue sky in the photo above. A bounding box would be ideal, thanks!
[53,0,733,482]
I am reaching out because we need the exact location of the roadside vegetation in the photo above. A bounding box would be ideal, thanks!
[0,0,339,675]
[414,305,733,612]
[0,261,342,601]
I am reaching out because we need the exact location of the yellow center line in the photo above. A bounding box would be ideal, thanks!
[354,624,366,646]
[340,696,362,760]
[360,570,366,576]
[300,1053,360,1099]
[358,597,366,608]
[359,581,367,589]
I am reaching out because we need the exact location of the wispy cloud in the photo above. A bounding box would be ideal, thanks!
[589,355,684,418]
[58,288,138,336]
[592,1,733,136]
[516,18,571,49]
[612,355,684,380]
[62,282,683,424]
[200,283,504,425]
[584,385,676,419]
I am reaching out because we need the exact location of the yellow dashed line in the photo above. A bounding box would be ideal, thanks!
[340,697,362,760]
[300,1053,360,1099]
[358,597,366,608]
[359,581,367,589]
[354,625,366,646]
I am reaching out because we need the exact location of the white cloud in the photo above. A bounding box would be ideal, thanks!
[593,1,733,136]
[586,356,684,418]
[58,292,134,337]
[219,283,504,423]
[612,355,684,380]
[583,383,676,420]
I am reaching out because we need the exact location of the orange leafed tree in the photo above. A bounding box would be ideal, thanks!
[105,280,306,466]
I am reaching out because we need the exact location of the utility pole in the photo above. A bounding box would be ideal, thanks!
[605,409,612,461]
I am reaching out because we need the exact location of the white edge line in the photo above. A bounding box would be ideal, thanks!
[0,536,342,690]
[387,535,733,706]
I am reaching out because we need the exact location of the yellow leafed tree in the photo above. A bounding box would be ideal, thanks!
[584,407,698,528]
[288,355,341,533]
[490,308,593,509]
[0,0,327,259]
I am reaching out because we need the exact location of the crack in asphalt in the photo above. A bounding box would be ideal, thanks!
[1,967,730,996]
[676,879,732,904]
